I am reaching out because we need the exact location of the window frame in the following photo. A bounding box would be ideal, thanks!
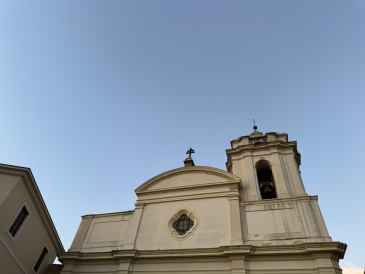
[166,208,199,240]
[173,214,194,236]
[32,245,49,274]
[6,203,30,242]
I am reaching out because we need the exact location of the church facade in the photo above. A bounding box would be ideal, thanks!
[58,129,346,274]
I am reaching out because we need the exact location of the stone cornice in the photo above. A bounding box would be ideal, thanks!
[303,242,347,257]
[58,242,346,262]
[226,141,297,157]
[229,132,289,148]
[0,163,64,253]
[240,195,318,206]
[250,242,346,257]
[137,180,241,195]
[82,210,135,219]
[136,189,240,205]
[226,141,299,171]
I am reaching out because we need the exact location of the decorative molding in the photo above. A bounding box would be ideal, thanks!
[166,208,199,241]
[137,190,241,204]
[135,166,241,194]
[138,180,241,195]
[226,141,298,168]
[240,195,317,206]
[58,242,346,262]
[82,210,135,219]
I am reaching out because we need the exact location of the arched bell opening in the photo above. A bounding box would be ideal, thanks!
[255,160,277,199]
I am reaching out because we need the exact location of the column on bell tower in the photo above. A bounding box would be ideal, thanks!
[226,128,307,202]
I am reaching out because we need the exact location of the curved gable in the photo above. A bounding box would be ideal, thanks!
[135,166,240,194]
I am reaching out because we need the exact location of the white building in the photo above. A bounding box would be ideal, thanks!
[0,164,64,274]
[58,129,346,274]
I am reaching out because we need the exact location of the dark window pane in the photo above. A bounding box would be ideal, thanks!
[33,247,48,272]
[9,206,29,237]
[173,215,194,235]
[189,221,194,228]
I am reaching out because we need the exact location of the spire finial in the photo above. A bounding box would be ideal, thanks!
[253,119,257,131]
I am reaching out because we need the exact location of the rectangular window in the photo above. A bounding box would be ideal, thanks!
[9,206,29,237]
[33,246,48,272]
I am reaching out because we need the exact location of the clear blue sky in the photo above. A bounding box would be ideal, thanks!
[1,1,364,270]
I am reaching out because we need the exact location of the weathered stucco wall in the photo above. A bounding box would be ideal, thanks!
[241,197,331,245]
[69,211,134,253]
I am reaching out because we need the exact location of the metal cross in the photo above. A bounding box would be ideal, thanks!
[186,148,195,158]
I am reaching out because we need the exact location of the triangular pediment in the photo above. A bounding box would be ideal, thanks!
[135,166,240,194]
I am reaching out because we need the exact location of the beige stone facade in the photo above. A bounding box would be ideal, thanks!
[58,130,346,274]
[0,164,64,274]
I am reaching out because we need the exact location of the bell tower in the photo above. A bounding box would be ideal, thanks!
[226,126,334,245]
[226,126,306,202]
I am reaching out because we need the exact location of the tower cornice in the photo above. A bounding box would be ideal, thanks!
[226,141,299,172]
[226,140,297,155]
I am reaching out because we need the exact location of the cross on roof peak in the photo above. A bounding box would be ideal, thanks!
[186,148,195,158]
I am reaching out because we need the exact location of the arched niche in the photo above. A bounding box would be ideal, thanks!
[255,160,277,199]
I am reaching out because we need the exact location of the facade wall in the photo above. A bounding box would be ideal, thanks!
[130,259,231,274]
[241,197,331,245]
[69,196,232,253]
[59,244,345,274]
[0,244,24,274]
[69,212,134,253]
[0,173,58,274]
[0,173,19,205]
[135,196,231,250]
[247,256,316,273]
[147,172,228,190]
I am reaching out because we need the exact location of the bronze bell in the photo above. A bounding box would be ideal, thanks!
[260,183,276,199]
